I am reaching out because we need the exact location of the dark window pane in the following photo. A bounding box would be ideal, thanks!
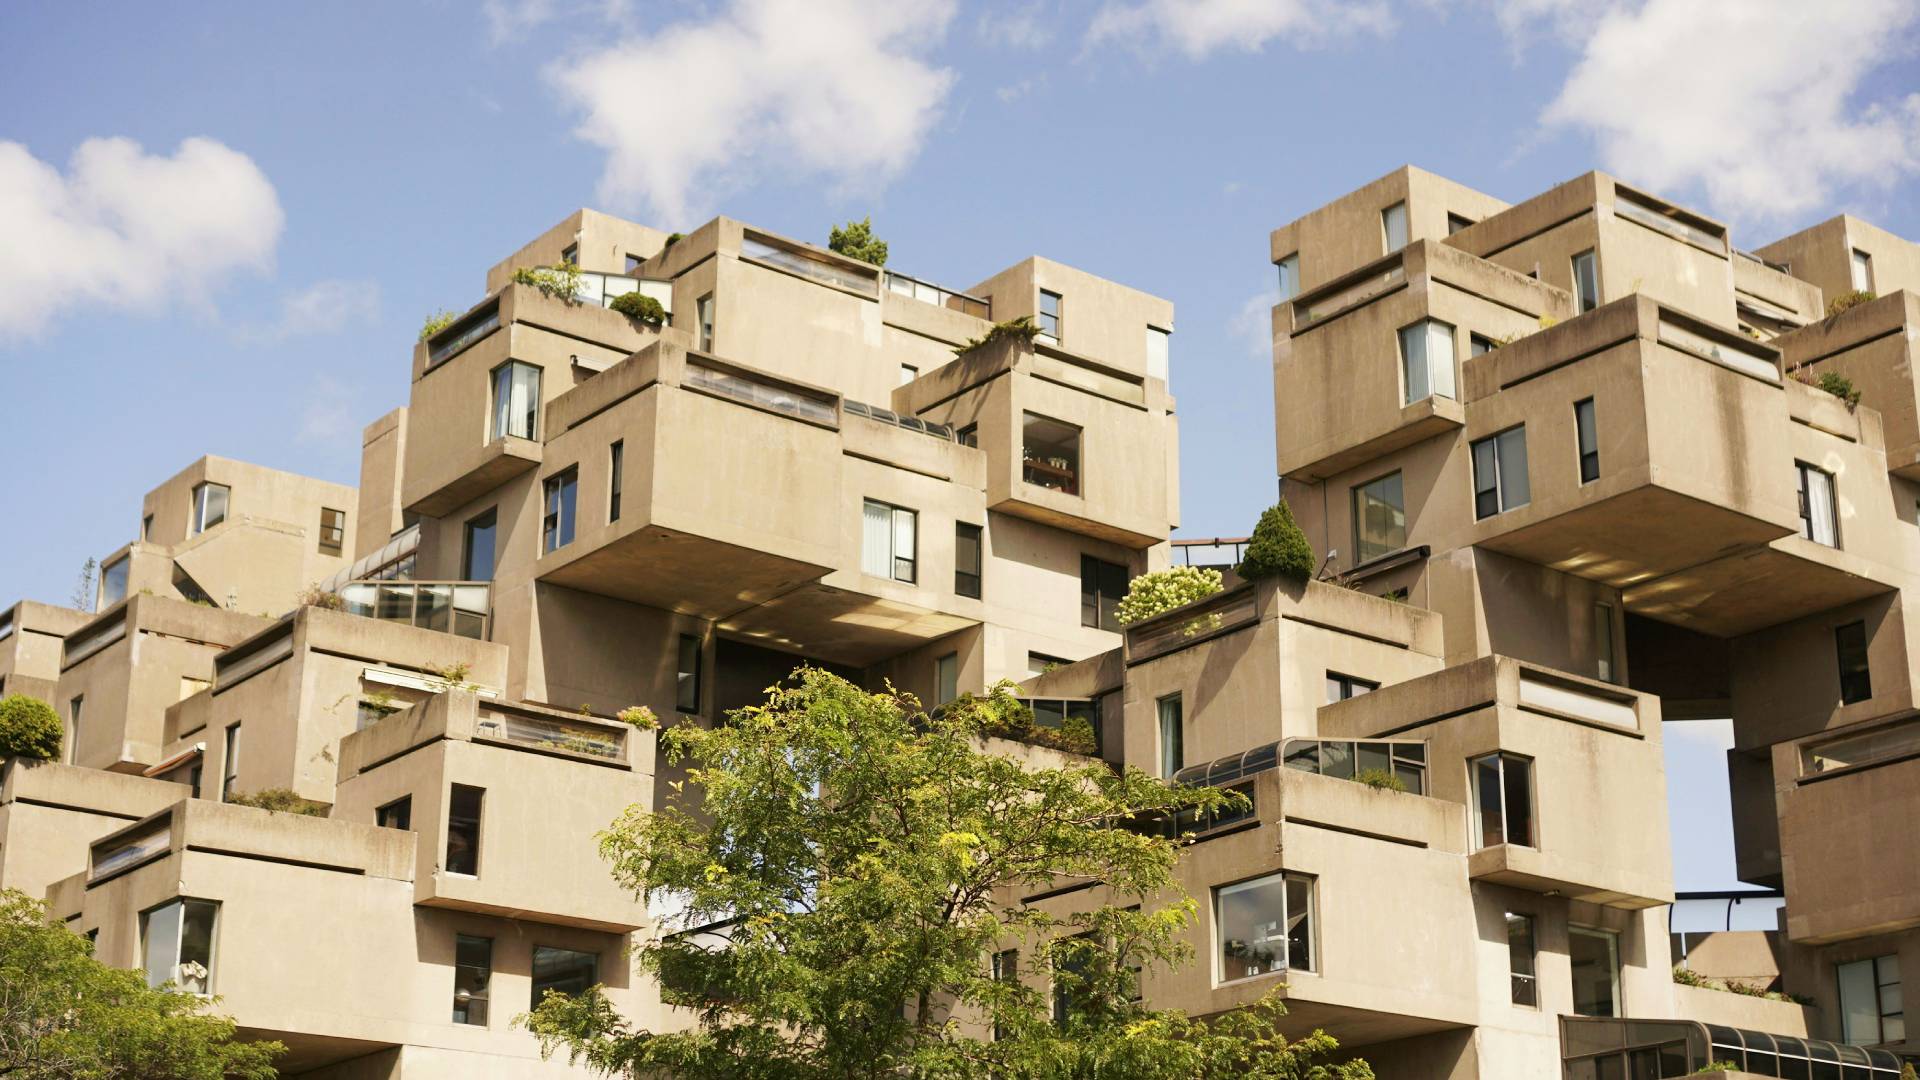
[1836,621,1872,704]
[1503,756,1533,847]
[677,635,701,714]
[446,785,483,875]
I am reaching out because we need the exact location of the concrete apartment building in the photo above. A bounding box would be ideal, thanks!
[3,171,1919,1077]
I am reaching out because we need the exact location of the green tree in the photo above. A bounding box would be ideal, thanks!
[0,889,281,1079]
[521,668,1369,1079]
[828,217,888,267]
[1237,500,1316,583]
[0,695,62,761]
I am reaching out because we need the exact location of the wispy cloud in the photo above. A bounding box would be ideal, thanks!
[978,2,1055,49]
[231,278,381,345]
[1230,288,1280,359]
[1086,0,1393,60]
[0,137,282,340]
[296,373,358,446]
[551,0,957,225]
[481,0,632,44]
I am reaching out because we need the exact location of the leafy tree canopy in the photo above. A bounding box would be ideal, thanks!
[522,668,1370,1080]
[828,217,888,267]
[0,695,62,761]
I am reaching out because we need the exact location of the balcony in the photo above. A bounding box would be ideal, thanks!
[1274,240,1572,482]
[1777,720,1920,944]
[884,269,989,320]
[336,580,491,640]
[1777,291,1920,477]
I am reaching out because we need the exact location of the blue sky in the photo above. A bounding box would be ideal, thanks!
[3,0,1918,890]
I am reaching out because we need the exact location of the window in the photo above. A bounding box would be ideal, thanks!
[1023,413,1081,495]
[1572,250,1600,313]
[560,243,577,265]
[1837,621,1872,704]
[608,441,624,523]
[1575,398,1599,483]
[1324,673,1378,703]
[357,700,399,730]
[161,761,202,799]
[318,507,347,555]
[1470,333,1496,357]
[454,935,492,1026]
[142,513,153,540]
[543,469,578,553]
[1157,694,1183,778]
[141,899,217,995]
[532,946,598,1006]
[1594,602,1616,683]
[1852,249,1875,294]
[861,500,917,583]
[490,361,541,441]
[1028,652,1070,678]
[1507,912,1538,1007]
[446,784,483,876]
[191,482,229,535]
[1381,201,1408,253]
[1797,462,1838,547]
[1447,212,1475,234]
[937,652,959,705]
[1398,319,1457,404]
[1838,955,1903,1045]
[1216,872,1314,982]
[462,509,497,581]
[625,253,643,274]
[1569,927,1621,1017]
[991,949,1018,1041]
[67,695,83,764]
[696,293,714,352]
[1146,326,1170,381]
[954,523,982,599]
[1052,933,1096,1027]
[1276,253,1301,303]
[899,363,918,386]
[377,796,412,831]
[99,557,128,610]
[1471,752,1534,848]
[1080,555,1128,632]
[1472,426,1530,519]
[1351,471,1406,563]
[956,423,978,448]
[221,722,240,801]
[676,634,702,714]
[1037,289,1062,342]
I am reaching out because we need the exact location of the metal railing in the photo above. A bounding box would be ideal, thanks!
[1171,536,1249,567]
[883,270,990,319]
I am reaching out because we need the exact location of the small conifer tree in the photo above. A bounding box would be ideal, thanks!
[1237,500,1315,583]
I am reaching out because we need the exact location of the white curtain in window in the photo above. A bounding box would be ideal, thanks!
[1496,427,1530,510]
[891,507,916,580]
[1807,468,1837,545]
[862,501,892,577]
[1427,321,1456,399]
[1400,324,1429,404]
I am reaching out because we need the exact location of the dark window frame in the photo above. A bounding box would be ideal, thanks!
[1836,621,1872,704]
[955,522,983,599]
[1080,555,1129,632]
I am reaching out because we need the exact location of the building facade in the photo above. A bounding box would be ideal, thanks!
[3,174,1919,1077]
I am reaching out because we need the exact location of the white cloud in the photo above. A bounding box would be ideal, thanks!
[551,0,957,224]
[996,76,1046,103]
[232,279,381,345]
[1535,0,1920,223]
[1230,288,1280,359]
[979,3,1054,49]
[481,0,631,44]
[1086,0,1392,59]
[0,136,282,339]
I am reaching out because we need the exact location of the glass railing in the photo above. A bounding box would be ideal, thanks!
[427,303,501,369]
[1282,737,1427,794]
[1293,264,1406,327]
[685,359,839,426]
[475,709,624,760]
[337,581,490,640]
[1656,317,1779,383]
[1126,587,1258,662]
[1615,190,1727,255]
[741,235,879,297]
[844,400,955,440]
[884,270,989,319]
[92,819,171,880]
[572,272,673,315]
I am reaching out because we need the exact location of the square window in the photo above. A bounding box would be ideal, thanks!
[377,795,412,831]
[1022,413,1081,495]
[1215,871,1314,983]
[532,946,598,1007]
[141,898,218,995]
[191,482,230,535]
[319,507,346,555]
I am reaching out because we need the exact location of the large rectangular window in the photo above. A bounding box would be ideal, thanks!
[937,652,959,705]
[677,634,702,714]
[543,469,578,553]
[1798,462,1838,547]
[1399,319,1457,404]
[1080,555,1128,632]
[1470,752,1533,848]
[1838,955,1903,1045]
[1216,871,1314,983]
[446,784,483,876]
[1837,621,1872,704]
[319,508,346,554]
[99,557,128,610]
[462,509,497,581]
[608,441,624,523]
[1381,201,1408,253]
[1351,471,1406,563]
[141,898,218,995]
[1157,693,1183,778]
[1022,413,1081,495]
[490,361,541,441]
[1276,253,1301,304]
[1575,398,1599,484]
[1472,426,1530,519]
[532,946,598,1007]
[191,481,229,535]
[1852,249,1875,294]
[861,500,917,583]
[954,523,983,599]
[1569,926,1621,1017]
[453,934,492,1026]
[1037,289,1062,342]
[1594,602,1616,684]
[221,722,240,801]
[696,293,714,352]
[1572,250,1600,313]
[1507,912,1538,1008]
